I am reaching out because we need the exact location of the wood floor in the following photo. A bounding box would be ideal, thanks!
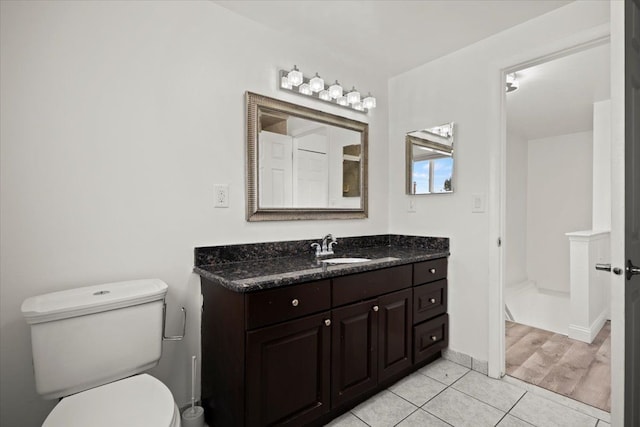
[505,320,611,412]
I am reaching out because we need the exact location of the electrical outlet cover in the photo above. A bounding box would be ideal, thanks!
[214,184,229,208]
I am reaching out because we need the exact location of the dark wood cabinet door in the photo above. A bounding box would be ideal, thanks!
[331,299,378,408]
[246,311,331,427]
[378,288,413,382]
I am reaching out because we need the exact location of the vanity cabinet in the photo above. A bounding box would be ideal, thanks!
[246,311,331,426]
[412,259,449,364]
[200,258,447,427]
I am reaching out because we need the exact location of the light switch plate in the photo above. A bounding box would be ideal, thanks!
[408,197,416,213]
[472,193,486,213]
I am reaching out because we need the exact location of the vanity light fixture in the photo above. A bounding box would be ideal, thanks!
[287,65,304,87]
[319,89,331,101]
[506,73,519,92]
[309,73,324,92]
[346,87,361,105]
[362,92,377,109]
[280,76,292,90]
[299,82,312,95]
[329,80,343,99]
[278,67,375,114]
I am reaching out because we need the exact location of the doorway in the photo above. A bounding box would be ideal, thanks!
[500,40,612,411]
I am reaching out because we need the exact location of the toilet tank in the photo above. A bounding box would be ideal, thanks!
[21,279,168,399]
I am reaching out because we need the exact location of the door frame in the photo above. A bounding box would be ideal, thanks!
[487,18,617,408]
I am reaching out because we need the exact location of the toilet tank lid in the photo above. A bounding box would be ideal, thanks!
[21,279,168,324]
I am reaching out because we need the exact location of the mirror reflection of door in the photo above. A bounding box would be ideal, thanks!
[292,128,328,207]
[257,109,362,209]
[259,131,293,208]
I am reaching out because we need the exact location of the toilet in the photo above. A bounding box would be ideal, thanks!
[21,279,181,427]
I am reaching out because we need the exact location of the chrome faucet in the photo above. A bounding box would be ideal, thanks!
[311,234,338,257]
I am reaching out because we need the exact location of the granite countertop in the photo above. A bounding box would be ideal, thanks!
[194,235,449,293]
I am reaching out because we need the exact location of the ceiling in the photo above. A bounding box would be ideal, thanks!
[215,1,608,140]
[506,43,610,141]
[214,0,573,78]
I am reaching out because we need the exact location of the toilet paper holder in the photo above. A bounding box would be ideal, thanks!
[162,303,186,341]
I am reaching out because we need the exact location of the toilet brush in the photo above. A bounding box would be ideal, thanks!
[181,355,205,427]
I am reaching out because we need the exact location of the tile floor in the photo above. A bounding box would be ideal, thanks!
[325,359,611,427]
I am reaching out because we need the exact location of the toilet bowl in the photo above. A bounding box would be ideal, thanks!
[42,374,180,427]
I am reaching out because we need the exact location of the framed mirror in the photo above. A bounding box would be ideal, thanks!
[406,122,455,195]
[246,92,368,221]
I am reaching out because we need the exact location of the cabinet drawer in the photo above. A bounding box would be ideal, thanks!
[332,265,412,307]
[413,314,449,364]
[413,279,447,324]
[413,258,447,285]
[245,280,331,329]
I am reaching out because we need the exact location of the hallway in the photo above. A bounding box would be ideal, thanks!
[505,321,611,412]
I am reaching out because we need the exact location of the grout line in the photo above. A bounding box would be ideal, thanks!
[392,407,420,426]
[349,410,372,426]
[505,390,527,414]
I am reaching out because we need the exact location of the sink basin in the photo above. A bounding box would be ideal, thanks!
[321,257,371,264]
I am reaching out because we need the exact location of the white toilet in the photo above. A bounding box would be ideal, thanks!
[21,279,181,427]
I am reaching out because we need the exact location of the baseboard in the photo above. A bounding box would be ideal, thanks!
[442,348,488,375]
[568,311,608,343]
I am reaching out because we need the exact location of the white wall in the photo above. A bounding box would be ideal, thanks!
[0,2,389,426]
[505,131,528,288]
[526,131,593,294]
[593,100,612,231]
[388,1,609,362]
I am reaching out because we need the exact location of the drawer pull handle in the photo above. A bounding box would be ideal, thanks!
[431,335,438,341]
[291,299,299,307]
[429,268,436,274]
[429,298,436,304]
[372,305,379,312]
[324,319,331,327]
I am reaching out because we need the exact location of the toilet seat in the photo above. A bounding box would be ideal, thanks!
[43,374,180,427]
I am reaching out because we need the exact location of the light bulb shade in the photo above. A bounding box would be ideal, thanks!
[309,73,324,93]
[299,83,312,95]
[280,76,292,90]
[362,95,376,109]
[337,96,348,106]
[319,90,331,101]
[353,101,364,111]
[287,66,303,87]
[346,88,360,105]
[329,81,343,99]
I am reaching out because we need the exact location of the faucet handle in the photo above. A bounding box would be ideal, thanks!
[310,243,321,257]
[328,240,338,254]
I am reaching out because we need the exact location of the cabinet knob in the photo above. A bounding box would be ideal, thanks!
[372,305,379,312]
[431,335,438,341]
[291,299,299,307]
[429,268,436,274]
[324,319,331,327]
[429,298,436,304]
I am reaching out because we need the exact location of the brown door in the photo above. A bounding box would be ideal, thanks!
[246,311,331,427]
[625,0,640,424]
[331,299,378,408]
[378,288,413,382]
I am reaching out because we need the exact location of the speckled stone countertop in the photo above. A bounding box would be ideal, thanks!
[194,234,449,293]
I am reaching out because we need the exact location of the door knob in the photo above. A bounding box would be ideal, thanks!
[627,260,640,280]
[595,263,624,275]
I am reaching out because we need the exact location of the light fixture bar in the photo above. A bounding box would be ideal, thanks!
[278,69,374,114]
